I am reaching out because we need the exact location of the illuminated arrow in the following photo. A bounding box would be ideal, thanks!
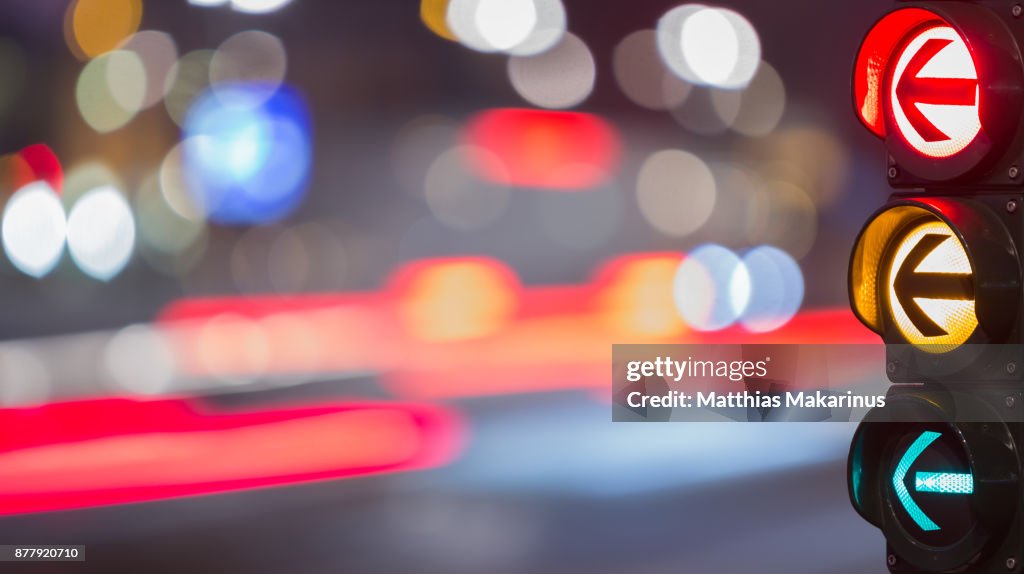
[893,431,942,532]
[895,38,979,143]
[915,471,974,494]
[893,431,975,532]
[893,234,974,337]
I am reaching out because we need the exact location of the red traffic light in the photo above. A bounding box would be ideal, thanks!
[854,5,1023,181]
[890,24,979,158]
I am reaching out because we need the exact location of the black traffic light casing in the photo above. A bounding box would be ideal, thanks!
[849,386,1022,572]
[849,191,1022,384]
[885,1,1024,187]
[850,1,1024,571]
[856,0,1024,185]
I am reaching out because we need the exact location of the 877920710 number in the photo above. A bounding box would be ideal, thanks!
[0,546,85,561]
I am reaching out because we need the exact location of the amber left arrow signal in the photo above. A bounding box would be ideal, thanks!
[893,233,974,337]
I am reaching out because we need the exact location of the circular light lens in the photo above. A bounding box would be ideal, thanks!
[884,217,977,352]
[889,427,975,547]
[888,24,981,159]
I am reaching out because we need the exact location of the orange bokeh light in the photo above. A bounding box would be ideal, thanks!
[594,253,687,339]
[420,0,456,41]
[390,257,521,342]
[65,0,143,60]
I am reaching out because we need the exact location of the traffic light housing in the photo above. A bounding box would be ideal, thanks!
[854,1,1024,185]
[849,1,1024,572]
[849,193,1021,381]
[848,387,1021,572]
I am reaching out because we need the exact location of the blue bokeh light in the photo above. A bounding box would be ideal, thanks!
[740,245,804,332]
[182,83,312,224]
[673,244,750,331]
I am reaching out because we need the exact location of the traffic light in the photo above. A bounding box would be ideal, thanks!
[848,2,1024,572]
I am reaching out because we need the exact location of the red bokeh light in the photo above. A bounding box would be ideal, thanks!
[462,108,621,191]
[16,143,63,193]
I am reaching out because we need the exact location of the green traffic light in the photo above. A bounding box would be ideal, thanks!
[915,472,974,495]
[892,431,975,533]
[893,431,943,532]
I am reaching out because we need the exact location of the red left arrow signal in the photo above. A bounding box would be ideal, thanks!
[895,38,978,143]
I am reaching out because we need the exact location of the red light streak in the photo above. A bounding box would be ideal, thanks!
[0,398,463,515]
[156,256,876,399]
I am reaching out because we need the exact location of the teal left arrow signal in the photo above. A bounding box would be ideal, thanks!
[893,431,943,532]
[915,471,974,494]
[892,431,976,532]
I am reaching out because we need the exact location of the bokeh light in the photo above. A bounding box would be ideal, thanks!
[17,144,63,193]
[2,182,66,278]
[65,0,143,60]
[121,30,179,109]
[66,185,136,280]
[391,258,520,342]
[195,313,271,381]
[257,312,323,375]
[477,0,536,50]
[0,153,34,197]
[672,244,750,331]
[103,324,177,395]
[182,83,313,224]
[596,254,687,338]
[446,0,565,54]
[134,172,207,274]
[507,32,595,109]
[714,61,786,137]
[210,30,287,97]
[613,30,690,111]
[506,0,567,56]
[421,0,457,41]
[739,246,804,332]
[448,0,536,52]
[105,50,147,113]
[0,345,51,406]
[231,0,294,14]
[462,108,621,190]
[657,4,761,89]
[159,143,207,222]
[76,50,146,133]
[62,161,122,204]
[636,149,716,236]
[670,86,736,135]
[164,49,215,127]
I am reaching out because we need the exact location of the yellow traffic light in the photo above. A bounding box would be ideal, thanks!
[884,218,976,352]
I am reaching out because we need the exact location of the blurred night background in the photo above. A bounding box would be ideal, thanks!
[0,0,897,572]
